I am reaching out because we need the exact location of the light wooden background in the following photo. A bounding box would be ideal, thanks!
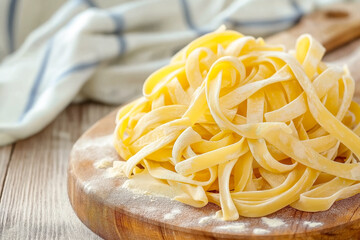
[0,103,115,239]
[0,37,359,240]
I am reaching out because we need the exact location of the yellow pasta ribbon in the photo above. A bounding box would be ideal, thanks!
[112,28,360,220]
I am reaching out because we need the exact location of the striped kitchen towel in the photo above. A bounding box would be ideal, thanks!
[0,0,347,145]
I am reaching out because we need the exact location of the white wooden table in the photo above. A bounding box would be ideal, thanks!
[0,103,115,239]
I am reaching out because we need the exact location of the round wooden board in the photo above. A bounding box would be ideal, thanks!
[68,109,360,240]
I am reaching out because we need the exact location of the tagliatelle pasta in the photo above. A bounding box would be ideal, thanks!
[112,27,360,220]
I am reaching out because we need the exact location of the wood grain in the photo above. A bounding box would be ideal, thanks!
[68,108,360,240]
[0,103,115,240]
[266,2,360,52]
[0,145,13,198]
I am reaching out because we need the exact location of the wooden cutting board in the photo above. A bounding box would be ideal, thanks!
[68,3,360,240]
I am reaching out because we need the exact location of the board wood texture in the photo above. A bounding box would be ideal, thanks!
[266,2,360,52]
[68,3,360,240]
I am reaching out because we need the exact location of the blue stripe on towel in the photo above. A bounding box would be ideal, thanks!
[54,60,99,84]
[226,15,300,27]
[19,38,54,120]
[72,0,96,7]
[117,34,126,56]
[179,0,196,30]
[7,0,19,53]
[290,0,303,17]
[178,0,210,35]
[108,13,127,55]
[20,3,127,121]
[53,12,127,85]
[82,0,96,8]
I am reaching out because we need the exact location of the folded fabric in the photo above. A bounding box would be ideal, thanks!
[0,0,340,145]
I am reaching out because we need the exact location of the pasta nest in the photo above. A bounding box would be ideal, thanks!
[113,28,360,220]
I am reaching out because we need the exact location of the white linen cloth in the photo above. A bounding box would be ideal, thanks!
[0,0,349,145]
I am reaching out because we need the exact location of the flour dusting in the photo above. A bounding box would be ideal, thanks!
[107,160,127,177]
[164,209,181,220]
[215,223,247,232]
[121,172,179,199]
[147,206,157,212]
[261,217,286,228]
[94,157,114,169]
[303,221,323,228]
[253,228,270,234]
[198,215,218,225]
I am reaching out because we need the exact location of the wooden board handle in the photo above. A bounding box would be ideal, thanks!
[266,2,360,52]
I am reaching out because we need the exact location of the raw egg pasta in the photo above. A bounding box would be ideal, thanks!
[112,28,360,220]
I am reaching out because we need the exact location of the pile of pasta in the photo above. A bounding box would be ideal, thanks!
[113,28,360,220]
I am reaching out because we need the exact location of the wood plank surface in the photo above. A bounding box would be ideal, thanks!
[0,145,13,198]
[0,103,115,240]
